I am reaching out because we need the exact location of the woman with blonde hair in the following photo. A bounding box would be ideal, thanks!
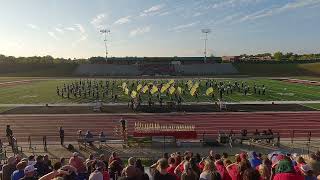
[200,160,221,180]
[181,162,197,180]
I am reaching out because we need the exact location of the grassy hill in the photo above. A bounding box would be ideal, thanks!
[0,62,319,77]
[0,64,77,77]
[234,62,320,76]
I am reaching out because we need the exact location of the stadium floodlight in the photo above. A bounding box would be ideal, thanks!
[100,29,111,62]
[201,29,211,63]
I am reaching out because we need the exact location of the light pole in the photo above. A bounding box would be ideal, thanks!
[100,29,110,62]
[201,29,211,63]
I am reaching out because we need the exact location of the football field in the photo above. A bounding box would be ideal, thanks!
[0,77,320,104]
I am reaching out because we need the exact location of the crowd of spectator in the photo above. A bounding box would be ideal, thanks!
[1,149,320,180]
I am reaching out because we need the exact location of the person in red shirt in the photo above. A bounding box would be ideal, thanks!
[215,160,231,180]
[294,156,306,175]
[213,154,231,180]
[167,158,176,175]
[273,159,304,180]
[226,154,241,180]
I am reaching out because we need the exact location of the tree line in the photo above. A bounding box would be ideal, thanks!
[240,52,320,61]
[0,52,320,65]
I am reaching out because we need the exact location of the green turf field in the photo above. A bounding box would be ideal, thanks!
[0,78,320,104]
[302,104,320,110]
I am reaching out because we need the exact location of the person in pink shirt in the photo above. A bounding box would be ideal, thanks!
[68,152,86,173]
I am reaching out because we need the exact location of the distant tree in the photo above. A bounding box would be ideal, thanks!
[273,52,283,61]
[289,54,298,61]
[88,56,106,64]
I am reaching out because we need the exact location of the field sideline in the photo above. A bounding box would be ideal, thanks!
[0,77,320,104]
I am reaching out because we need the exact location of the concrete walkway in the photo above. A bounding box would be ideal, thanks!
[0,100,320,107]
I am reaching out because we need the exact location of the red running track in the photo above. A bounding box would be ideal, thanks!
[0,112,319,142]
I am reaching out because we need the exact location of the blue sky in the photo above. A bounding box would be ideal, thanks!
[0,0,319,58]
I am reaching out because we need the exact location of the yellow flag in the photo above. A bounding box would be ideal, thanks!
[190,88,197,96]
[206,87,214,96]
[160,84,169,93]
[151,86,158,94]
[137,84,142,91]
[169,86,175,95]
[168,79,175,85]
[131,90,137,98]
[187,80,193,89]
[193,82,199,89]
[124,87,129,95]
[177,87,182,94]
[142,85,149,93]
[122,82,127,90]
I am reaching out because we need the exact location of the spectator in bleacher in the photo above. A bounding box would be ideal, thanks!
[226,154,241,180]
[257,158,272,180]
[121,157,140,179]
[34,155,46,177]
[20,165,37,180]
[99,154,108,169]
[181,162,197,180]
[208,150,215,161]
[199,160,221,180]
[273,159,304,180]
[43,155,52,174]
[89,161,105,180]
[308,152,320,176]
[135,159,149,180]
[15,155,22,165]
[248,151,262,169]
[38,162,62,180]
[86,154,96,174]
[300,164,317,180]
[11,161,27,180]
[294,156,306,174]
[109,152,123,180]
[69,152,86,175]
[238,159,253,179]
[55,165,78,180]
[134,159,144,174]
[189,157,201,178]
[60,158,66,166]
[166,157,177,178]
[240,152,248,161]
[2,156,16,180]
[175,154,182,167]
[241,168,260,180]
[153,158,175,180]
[27,156,36,166]
[214,155,231,180]
[163,153,169,160]
[195,153,201,164]
[199,157,206,172]
[223,159,232,167]
[174,155,191,177]
[222,153,229,162]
